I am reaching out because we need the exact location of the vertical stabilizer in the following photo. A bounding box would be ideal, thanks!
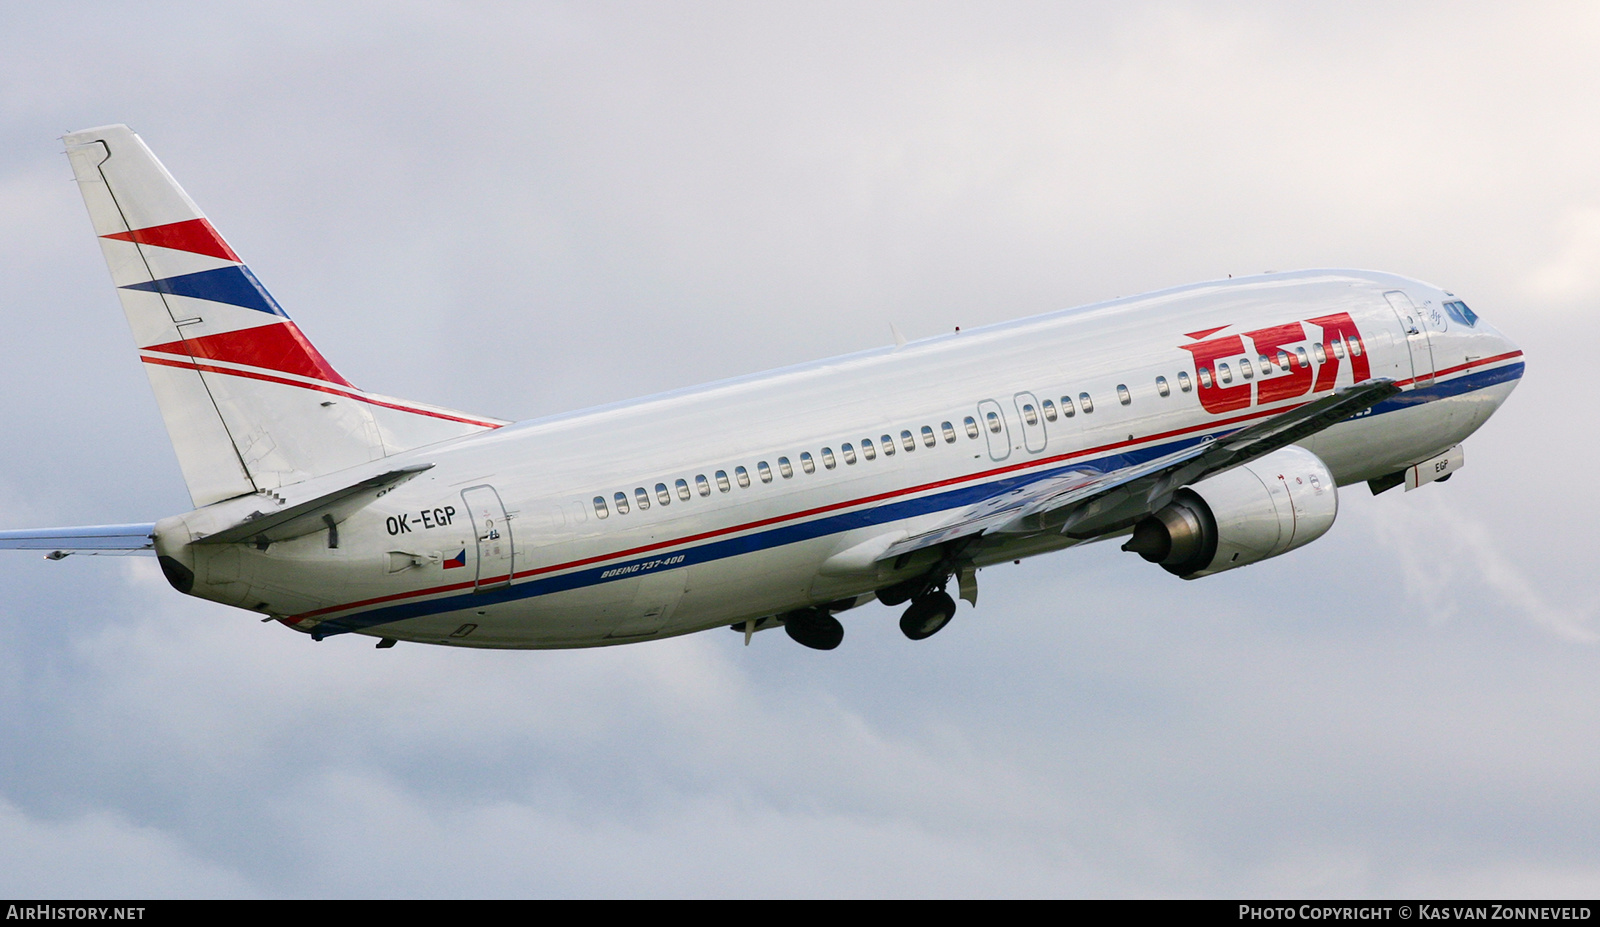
[63,125,505,507]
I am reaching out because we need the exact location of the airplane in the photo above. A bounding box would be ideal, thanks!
[0,125,1525,651]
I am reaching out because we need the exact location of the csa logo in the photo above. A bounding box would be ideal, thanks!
[1181,313,1371,415]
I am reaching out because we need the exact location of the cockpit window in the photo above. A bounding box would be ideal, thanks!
[1443,300,1479,326]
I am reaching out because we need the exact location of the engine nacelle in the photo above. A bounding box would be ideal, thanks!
[1122,445,1338,579]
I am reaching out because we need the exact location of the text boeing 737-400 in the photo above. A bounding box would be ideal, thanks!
[0,125,1524,651]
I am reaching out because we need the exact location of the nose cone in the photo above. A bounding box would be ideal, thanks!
[1441,298,1525,425]
[1474,312,1522,364]
[1441,295,1524,386]
[1480,318,1525,386]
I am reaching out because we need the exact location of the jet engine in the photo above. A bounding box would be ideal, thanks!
[1122,445,1337,579]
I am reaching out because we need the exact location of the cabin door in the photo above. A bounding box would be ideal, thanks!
[461,484,514,592]
[1384,290,1436,384]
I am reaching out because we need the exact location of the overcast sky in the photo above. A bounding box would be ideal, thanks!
[1,1,1597,898]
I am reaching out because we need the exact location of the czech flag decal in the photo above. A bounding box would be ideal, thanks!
[443,549,467,570]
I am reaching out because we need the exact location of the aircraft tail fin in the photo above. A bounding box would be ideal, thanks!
[62,125,505,508]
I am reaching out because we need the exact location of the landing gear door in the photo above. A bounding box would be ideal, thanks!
[976,399,1012,461]
[461,484,514,591]
[1384,290,1435,384]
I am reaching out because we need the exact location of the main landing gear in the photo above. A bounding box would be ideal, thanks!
[877,569,966,642]
[782,592,955,649]
[775,558,974,649]
[783,607,845,651]
[899,590,957,641]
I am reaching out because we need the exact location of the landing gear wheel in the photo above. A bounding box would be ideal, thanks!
[784,609,844,650]
[900,590,957,641]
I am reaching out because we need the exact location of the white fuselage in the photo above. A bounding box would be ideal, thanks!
[153,270,1523,648]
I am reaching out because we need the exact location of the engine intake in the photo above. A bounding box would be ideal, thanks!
[1123,445,1338,579]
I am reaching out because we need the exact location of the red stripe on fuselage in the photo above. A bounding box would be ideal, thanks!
[103,218,240,262]
[1393,350,1523,388]
[284,351,1525,625]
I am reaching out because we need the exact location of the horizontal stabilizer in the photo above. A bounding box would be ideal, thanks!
[196,464,433,545]
[0,523,155,557]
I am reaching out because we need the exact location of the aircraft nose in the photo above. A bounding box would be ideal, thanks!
[1482,315,1523,365]
[1497,323,1522,359]
[1445,297,1522,365]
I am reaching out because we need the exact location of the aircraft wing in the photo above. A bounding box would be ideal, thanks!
[879,377,1400,562]
[0,524,156,558]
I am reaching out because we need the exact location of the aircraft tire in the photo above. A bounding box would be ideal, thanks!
[900,591,956,641]
[784,609,844,650]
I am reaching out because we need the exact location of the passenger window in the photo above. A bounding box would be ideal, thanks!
[655,483,671,505]
[822,447,837,469]
[921,425,936,447]
[1313,342,1326,364]
[635,487,650,510]
[941,422,956,443]
[1022,403,1038,425]
[1178,371,1192,392]
[593,496,609,519]
[1219,363,1233,384]
[1198,368,1213,388]
[1156,376,1170,397]
[985,411,1002,434]
[1332,339,1346,359]
[1079,392,1094,413]
[675,478,690,501]
[1277,350,1290,368]
[779,457,793,478]
[1240,359,1253,379]
[1042,400,1057,421]
[614,491,630,515]
[716,470,731,492]
[736,466,751,488]
[800,452,815,474]
[842,443,857,464]
[1258,354,1272,375]
[1350,339,1363,357]
[758,461,773,483]
[696,474,711,496]
[902,430,916,451]
[964,416,980,439]
[1117,384,1131,405]
[879,435,894,456]
[862,439,877,460]
[1296,347,1310,367]
[1059,396,1075,417]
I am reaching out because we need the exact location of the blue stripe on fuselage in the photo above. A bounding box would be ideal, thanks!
[314,360,1523,636]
